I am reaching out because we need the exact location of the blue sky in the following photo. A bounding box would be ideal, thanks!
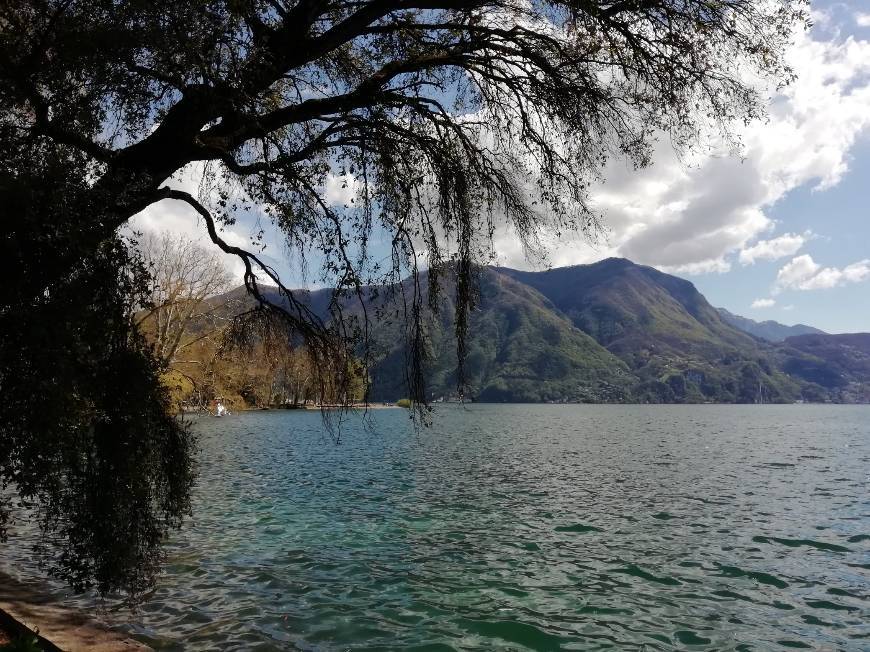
[694,136,870,333]
[132,0,870,334]
[686,0,870,333]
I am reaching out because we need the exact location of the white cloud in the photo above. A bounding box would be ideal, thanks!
[660,257,732,276]
[776,254,820,289]
[775,254,870,291]
[323,173,360,207]
[856,12,870,27]
[124,13,870,292]
[493,19,870,275]
[739,232,811,265]
[127,163,275,285]
[752,298,776,308]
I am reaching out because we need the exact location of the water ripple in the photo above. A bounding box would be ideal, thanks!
[3,404,870,650]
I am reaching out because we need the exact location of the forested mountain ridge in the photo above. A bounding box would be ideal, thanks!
[776,333,870,403]
[363,268,636,402]
[198,259,869,404]
[716,308,825,342]
[495,260,804,403]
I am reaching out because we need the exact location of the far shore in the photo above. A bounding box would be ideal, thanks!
[177,401,870,416]
[181,401,402,415]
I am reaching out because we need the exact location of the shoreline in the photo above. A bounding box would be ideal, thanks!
[175,401,870,419]
[180,401,401,415]
[0,572,149,652]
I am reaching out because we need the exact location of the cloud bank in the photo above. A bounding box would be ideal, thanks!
[493,18,870,275]
[128,10,870,301]
[775,254,870,291]
[739,232,811,265]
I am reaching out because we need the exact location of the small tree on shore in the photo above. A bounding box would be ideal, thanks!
[136,232,234,365]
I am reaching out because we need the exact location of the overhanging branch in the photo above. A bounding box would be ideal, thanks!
[160,188,331,346]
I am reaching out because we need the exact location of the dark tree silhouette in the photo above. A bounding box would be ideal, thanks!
[1,0,806,595]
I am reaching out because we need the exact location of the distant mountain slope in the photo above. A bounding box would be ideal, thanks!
[498,259,802,403]
[202,259,867,403]
[367,268,635,402]
[211,270,634,402]
[776,333,870,402]
[717,308,825,342]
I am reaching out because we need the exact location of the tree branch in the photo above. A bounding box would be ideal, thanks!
[160,188,331,345]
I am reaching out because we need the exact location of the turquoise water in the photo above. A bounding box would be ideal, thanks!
[5,405,870,650]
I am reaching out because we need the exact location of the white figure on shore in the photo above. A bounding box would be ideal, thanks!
[216,401,228,417]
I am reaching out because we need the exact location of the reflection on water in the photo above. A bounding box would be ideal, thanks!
[3,405,869,650]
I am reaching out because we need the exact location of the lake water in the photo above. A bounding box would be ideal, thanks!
[3,405,870,650]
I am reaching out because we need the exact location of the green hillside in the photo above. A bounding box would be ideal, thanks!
[776,333,870,403]
[202,259,868,404]
[498,259,804,403]
[414,269,633,402]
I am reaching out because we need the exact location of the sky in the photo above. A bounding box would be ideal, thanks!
[131,0,870,334]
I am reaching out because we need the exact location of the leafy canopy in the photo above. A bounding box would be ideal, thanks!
[3,0,808,375]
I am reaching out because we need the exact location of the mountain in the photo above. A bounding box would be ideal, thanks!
[367,268,635,402]
[716,308,825,342]
[776,333,870,403]
[203,259,868,404]
[497,259,803,403]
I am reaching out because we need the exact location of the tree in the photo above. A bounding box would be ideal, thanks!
[215,313,367,407]
[270,345,316,407]
[136,231,234,365]
[0,228,195,597]
[2,0,808,376]
[1,0,808,595]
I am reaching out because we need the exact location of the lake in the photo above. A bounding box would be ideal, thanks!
[3,405,869,650]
